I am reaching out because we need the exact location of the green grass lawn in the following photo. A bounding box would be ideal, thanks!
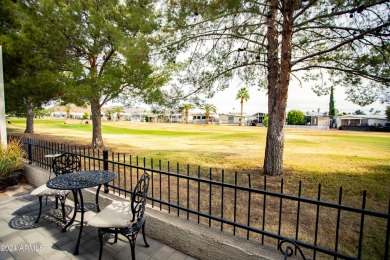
[7,118,390,208]
[7,117,390,258]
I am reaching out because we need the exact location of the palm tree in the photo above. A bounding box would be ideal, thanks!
[203,104,217,124]
[183,104,193,124]
[236,88,250,126]
[105,108,115,121]
[65,104,71,119]
[113,106,125,121]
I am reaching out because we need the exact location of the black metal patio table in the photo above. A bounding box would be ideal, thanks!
[46,170,116,255]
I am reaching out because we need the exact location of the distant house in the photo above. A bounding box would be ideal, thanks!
[144,113,184,123]
[305,116,330,128]
[284,115,330,130]
[247,112,267,126]
[49,104,91,119]
[336,115,388,127]
[167,114,184,123]
[218,113,246,125]
[191,113,219,124]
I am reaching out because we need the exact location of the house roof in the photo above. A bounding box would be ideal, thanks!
[251,112,267,116]
[219,113,245,117]
[305,115,330,118]
[337,115,386,120]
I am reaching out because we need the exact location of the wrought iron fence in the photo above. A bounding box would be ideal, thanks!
[9,135,390,260]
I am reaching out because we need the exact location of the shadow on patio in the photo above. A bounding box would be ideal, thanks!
[0,184,195,260]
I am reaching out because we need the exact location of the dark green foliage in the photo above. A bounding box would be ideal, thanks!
[329,86,336,116]
[9,0,169,146]
[354,110,366,115]
[287,110,305,125]
[263,115,268,127]
[385,106,390,121]
[1,0,66,133]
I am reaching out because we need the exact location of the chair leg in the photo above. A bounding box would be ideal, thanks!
[114,229,118,243]
[142,222,149,247]
[55,197,59,209]
[98,229,104,260]
[126,235,137,260]
[35,196,43,223]
[130,240,136,260]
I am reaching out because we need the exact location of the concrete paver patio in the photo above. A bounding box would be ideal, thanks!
[0,184,196,260]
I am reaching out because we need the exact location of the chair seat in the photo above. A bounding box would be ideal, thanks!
[30,184,69,197]
[88,201,135,228]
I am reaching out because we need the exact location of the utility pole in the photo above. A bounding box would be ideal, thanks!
[0,46,7,148]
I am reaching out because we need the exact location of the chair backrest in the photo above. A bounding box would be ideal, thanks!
[131,173,150,223]
[52,152,81,176]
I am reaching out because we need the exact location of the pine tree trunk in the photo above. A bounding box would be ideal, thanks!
[91,101,104,148]
[185,109,189,124]
[263,0,294,176]
[24,98,34,134]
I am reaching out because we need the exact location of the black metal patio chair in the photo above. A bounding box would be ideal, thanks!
[30,152,81,223]
[88,173,150,260]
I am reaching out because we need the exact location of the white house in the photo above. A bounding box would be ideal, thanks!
[49,104,91,119]
[218,113,246,125]
[247,112,267,126]
[103,107,148,121]
[336,115,388,127]
[191,113,219,124]
[305,115,330,128]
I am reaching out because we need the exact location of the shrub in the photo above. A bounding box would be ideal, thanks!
[0,140,25,179]
[263,115,269,127]
[82,112,89,120]
[287,110,305,125]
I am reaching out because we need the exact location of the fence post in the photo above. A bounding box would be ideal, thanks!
[103,150,109,193]
[27,138,32,164]
[103,150,109,170]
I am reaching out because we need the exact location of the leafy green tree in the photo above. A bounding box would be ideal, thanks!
[21,0,168,148]
[182,104,194,124]
[386,106,390,121]
[1,0,67,133]
[203,104,216,124]
[287,110,305,125]
[236,88,250,126]
[33,108,50,118]
[165,0,389,175]
[82,112,90,120]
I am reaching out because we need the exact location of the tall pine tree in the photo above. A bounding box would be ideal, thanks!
[165,0,389,176]
[329,86,336,117]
